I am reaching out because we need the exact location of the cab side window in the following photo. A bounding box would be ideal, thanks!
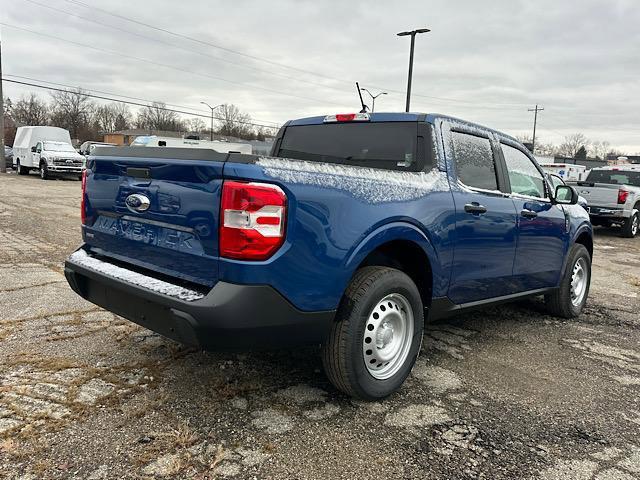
[451,132,498,191]
[35,142,42,153]
[502,143,547,198]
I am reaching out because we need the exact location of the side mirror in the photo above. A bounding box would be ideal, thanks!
[555,185,578,205]
[31,146,37,153]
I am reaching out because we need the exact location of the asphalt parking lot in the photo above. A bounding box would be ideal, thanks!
[1,172,639,480]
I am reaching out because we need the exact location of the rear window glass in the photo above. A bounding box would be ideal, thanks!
[451,132,498,191]
[585,170,640,187]
[277,122,430,172]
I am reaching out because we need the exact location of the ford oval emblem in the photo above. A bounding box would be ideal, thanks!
[125,193,151,213]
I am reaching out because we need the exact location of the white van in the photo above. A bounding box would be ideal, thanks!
[13,126,85,180]
[539,162,588,182]
[130,135,252,154]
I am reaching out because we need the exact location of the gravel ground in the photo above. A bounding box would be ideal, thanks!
[1,171,639,480]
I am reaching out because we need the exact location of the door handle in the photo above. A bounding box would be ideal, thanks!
[464,203,487,215]
[521,209,538,218]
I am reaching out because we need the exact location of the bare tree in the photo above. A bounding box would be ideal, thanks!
[136,102,184,132]
[185,117,206,135]
[50,88,94,139]
[95,102,132,133]
[590,140,611,160]
[558,133,590,158]
[12,94,49,126]
[216,104,253,139]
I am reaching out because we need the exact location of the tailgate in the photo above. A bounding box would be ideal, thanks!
[575,183,620,207]
[83,147,228,287]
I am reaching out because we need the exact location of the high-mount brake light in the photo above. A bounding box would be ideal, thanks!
[323,113,370,123]
[618,189,630,204]
[220,181,287,260]
[81,169,87,225]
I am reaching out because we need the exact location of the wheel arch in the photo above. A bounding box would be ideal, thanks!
[574,228,593,259]
[343,223,440,309]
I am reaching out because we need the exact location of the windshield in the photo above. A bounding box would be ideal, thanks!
[43,142,76,153]
[585,169,640,187]
[277,122,431,172]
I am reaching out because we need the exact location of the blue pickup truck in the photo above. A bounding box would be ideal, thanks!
[65,112,592,399]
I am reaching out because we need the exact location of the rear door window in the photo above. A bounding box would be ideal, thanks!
[585,170,640,187]
[451,132,498,191]
[502,143,547,198]
[278,122,431,172]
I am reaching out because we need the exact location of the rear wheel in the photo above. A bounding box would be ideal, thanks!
[16,160,28,175]
[545,244,591,318]
[322,266,424,400]
[621,209,639,238]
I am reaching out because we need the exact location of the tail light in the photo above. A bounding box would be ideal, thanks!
[220,181,287,260]
[618,189,630,204]
[81,169,87,225]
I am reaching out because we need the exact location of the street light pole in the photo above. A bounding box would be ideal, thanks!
[200,101,223,141]
[397,28,430,113]
[360,88,387,113]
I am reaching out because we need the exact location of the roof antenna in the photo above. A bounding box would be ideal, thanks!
[356,82,369,113]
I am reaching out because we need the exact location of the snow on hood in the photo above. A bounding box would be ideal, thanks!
[256,157,450,203]
[44,150,84,159]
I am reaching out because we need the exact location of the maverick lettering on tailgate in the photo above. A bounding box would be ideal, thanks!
[93,216,204,255]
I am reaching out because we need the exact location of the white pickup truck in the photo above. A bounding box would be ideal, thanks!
[572,166,640,237]
[13,126,85,180]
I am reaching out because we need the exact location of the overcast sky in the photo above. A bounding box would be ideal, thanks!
[1,0,639,152]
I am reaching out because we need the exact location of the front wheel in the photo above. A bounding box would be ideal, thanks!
[322,266,424,400]
[545,244,591,318]
[40,163,50,180]
[621,210,639,238]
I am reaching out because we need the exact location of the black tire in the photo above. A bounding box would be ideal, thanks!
[16,160,28,175]
[621,209,639,238]
[40,162,50,180]
[321,266,424,400]
[545,244,591,318]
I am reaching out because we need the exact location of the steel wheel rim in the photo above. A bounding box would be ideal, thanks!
[570,257,588,307]
[40,167,45,179]
[632,215,639,235]
[362,293,414,380]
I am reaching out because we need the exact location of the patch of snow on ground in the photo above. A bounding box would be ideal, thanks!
[69,249,205,302]
[256,157,449,204]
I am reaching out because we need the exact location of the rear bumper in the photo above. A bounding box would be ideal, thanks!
[587,206,626,218]
[64,249,335,349]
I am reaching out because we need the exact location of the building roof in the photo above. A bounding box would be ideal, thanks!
[110,129,184,138]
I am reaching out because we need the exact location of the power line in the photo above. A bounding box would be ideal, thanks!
[2,77,280,130]
[0,22,346,108]
[60,0,534,108]
[21,0,347,96]
[63,0,346,84]
[4,74,280,127]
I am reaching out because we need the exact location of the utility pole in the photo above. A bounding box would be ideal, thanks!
[528,104,544,154]
[397,28,430,112]
[0,37,5,173]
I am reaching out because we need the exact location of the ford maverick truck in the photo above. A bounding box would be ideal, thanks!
[65,113,593,399]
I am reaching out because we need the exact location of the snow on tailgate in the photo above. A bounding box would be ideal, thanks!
[256,157,449,203]
[68,249,205,302]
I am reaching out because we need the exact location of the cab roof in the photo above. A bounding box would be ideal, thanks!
[286,112,518,142]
